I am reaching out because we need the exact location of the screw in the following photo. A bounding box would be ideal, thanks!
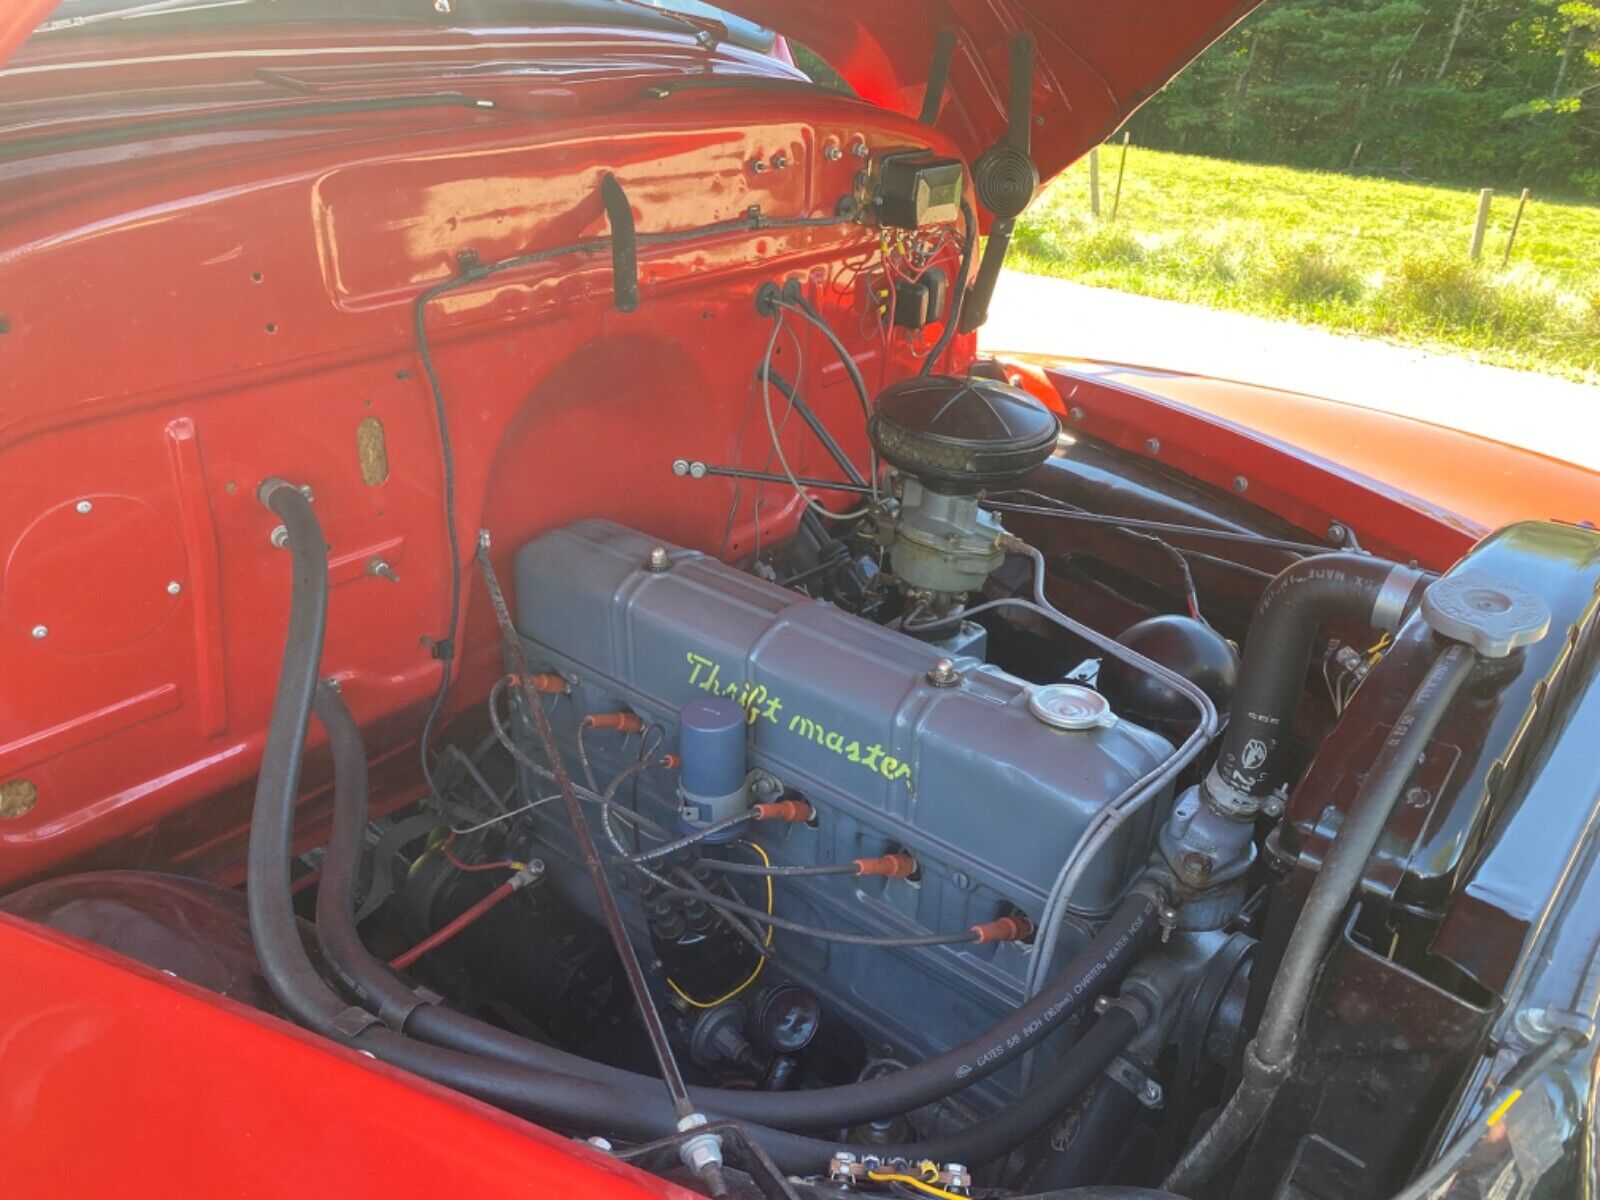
[30,625,47,639]
[270,525,290,549]
[587,1136,613,1152]
[1141,1081,1162,1104]
[1328,521,1349,544]
[951,870,971,890]
[1069,405,1085,421]
[646,547,671,573]
[770,151,789,170]
[367,559,401,584]
[852,140,869,158]
[672,458,690,476]
[1145,437,1161,454]
[166,581,182,596]
[75,499,93,514]
[1233,475,1249,492]
[749,158,767,173]
[928,657,959,687]
[1261,795,1286,819]
[688,461,707,479]
[824,143,843,162]
[1405,786,1431,808]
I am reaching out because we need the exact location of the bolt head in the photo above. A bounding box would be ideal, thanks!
[1328,521,1349,544]
[1069,406,1085,421]
[928,657,959,686]
[672,458,690,476]
[749,158,767,173]
[824,143,843,162]
[30,625,47,640]
[646,547,671,573]
[1145,437,1161,454]
[852,141,870,158]
[1233,475,1249,492]
[167,581,182,596]
[75,500,93,514]
[270,525,290,549]
[771,152,789,170]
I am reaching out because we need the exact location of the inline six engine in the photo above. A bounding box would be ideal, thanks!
[510,519,1176,1103]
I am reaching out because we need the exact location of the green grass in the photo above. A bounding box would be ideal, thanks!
[1012,148,1600,381]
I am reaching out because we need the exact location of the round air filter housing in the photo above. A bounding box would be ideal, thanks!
[869,375,1060,495]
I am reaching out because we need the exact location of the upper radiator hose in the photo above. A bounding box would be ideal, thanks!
[1205,553,1426,816]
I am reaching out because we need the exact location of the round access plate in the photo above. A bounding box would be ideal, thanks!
[5,495,186,656]
[1029,683,1117,731]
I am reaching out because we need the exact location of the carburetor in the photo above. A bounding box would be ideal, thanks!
[865,375,1060,619]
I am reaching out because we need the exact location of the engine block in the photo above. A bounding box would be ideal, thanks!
[510,520,1174,1101]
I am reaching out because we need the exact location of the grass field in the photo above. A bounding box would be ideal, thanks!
[1012,149,1600,381]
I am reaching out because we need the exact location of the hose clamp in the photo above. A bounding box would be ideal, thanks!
[1371,563,1427,632]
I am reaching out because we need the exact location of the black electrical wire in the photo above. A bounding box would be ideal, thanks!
[775,294,873,422]
[699,858,861,878]
[920,200,977,376]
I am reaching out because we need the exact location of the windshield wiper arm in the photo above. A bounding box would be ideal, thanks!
[40,0,254,32]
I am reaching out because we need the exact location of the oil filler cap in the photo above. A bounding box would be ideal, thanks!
[1421,570,1550,658]
[1029,683,1116,731]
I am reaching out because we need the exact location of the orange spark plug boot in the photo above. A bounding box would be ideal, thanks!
[753,798,814,824]
[583,712,645,733]
[854,852,919,878]
[515,673,567,695]
[971,914,1033,944]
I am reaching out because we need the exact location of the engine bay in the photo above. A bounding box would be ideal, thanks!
[4,16,1600,1200]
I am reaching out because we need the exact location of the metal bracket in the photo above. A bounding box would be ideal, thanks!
[1106,1055,1164,1109]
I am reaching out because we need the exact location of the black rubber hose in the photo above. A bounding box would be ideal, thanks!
[246,478,346,1033]
[1165,642,1478,1194]
[406,890,1161,1132]
[1208,553,1425,806]
[920,199,976,375]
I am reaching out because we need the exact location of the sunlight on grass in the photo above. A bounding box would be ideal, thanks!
[1013,149,1600,381]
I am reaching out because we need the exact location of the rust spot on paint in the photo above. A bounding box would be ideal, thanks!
[357,416,389,486]
[0,779,38,819]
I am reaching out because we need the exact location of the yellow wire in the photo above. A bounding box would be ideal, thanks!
[665,840,775,1009]
[865,1168,968,1200]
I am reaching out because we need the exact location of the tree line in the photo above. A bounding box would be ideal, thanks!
[1129,0,1600,197]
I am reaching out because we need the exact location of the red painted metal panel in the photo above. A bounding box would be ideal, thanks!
[0,913,694,1199]
[0,38,971,884]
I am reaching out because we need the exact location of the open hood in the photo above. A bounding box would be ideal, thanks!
[2,0,1260,187]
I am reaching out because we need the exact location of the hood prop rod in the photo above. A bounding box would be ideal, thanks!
[473,531,727,1196]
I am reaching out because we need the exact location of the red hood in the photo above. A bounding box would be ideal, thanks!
[1,0,1259,186]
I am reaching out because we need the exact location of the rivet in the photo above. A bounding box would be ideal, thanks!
[75,500,93,514]
[167,581,183,596]
[30,625,47,639]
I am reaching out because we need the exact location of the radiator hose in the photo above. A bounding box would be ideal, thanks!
[247,477,1153,1171]
[1165,642,1479,1193]
[1204,553,1427,815]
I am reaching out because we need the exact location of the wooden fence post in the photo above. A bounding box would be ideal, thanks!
[1501,187,1531,268]
[1111,131,1131,221]
[1088,146,1100,217]
[1468,187,1493,262]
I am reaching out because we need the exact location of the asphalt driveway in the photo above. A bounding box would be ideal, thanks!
[981,269,1600,472]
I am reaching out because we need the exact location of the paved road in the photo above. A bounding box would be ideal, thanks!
[981,269,1600,472]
